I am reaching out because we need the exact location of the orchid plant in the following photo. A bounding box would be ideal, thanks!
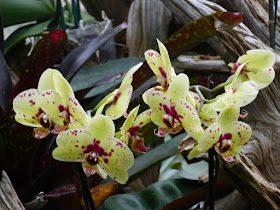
[13,39,275,198]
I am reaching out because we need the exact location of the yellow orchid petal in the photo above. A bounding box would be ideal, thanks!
[68,95,89,127]
[199,104,217,126]
[87,115,115,141]
[157,39,176,84]
[98,160,129,184]
[53,72,74,105]
[38,90,65,126]
[217,104,240,130]
[166,73,189,102]
[53,128,92,162]
[188,146,203,160]
[134,109,153,128]
[120,62,142,89]
[95,89,118,115]
[238,49,275,72]
[175,99,204,140]
[232,81,259,107]
[105,86,133,120]
[15,115,41,127]
[144,50,163,77]
[197,123,221,152]
[243,68,275,89]
[121,106,139,134]
[13,89,41,126]
[37,69,57,93]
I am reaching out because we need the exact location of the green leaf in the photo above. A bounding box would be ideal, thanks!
[128,133,186,178]
[100,179,202,210]
[70,58,145,98]
[4,19,52,54]
[0,0,56,27]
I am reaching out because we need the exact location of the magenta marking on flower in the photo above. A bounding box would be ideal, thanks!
[162,105,183,128]
[29,100,35,106]
[84,139,113,162]
[128,126,140,136]
[215,133,233,153]
[148,52,154,56]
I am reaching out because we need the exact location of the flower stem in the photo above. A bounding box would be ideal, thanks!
[269,0,276,49]
[203,148,216,210]
[76,163,96,210]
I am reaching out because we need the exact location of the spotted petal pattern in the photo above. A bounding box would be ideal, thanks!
[52,115,134,184]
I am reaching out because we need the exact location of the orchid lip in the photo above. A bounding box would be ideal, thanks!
[215,133,234,153]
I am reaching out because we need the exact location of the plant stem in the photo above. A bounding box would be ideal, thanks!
[269,0,276,49]
[76,163,96,210]
[57,0,66,31]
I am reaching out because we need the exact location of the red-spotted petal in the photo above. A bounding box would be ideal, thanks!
[13,89,41,125]
[175,99,204,140]
[68,95,89,127]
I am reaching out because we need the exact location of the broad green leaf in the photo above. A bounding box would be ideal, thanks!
[0,0,56,27]
[100,179,202,210]
[4,19,52,54]
[70,58,145,98]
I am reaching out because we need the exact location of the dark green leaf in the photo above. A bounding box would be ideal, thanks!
[59,22,127,81]
[0,50,12,113]
[70,58,145,98]
[0,0,56,27]
[100,179,202,210]
[4,19,52,54]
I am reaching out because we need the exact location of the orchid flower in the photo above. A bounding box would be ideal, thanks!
[212,63,259,111]
[188,104,252,162]
[228,49,275,89]
[13,89,52,138]
[144,39,176,90]
[38,69,89,130]
[143,73,204,139]
[13,69,89,139]
[95,62,143,120]
[120,105,152,153]
[52,114,134,184]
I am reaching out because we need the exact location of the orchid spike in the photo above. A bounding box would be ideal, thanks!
[95,62,143,120]
[187,91,217,126]
[120,105,152,153]
[188,104,252,162]
[52,114,134,184]
[144,39,176,89]
[143,74,204,139]
[229,49,275,89]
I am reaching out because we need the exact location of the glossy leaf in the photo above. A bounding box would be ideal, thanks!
[4,19,52,55]
[101,179,202,210]
[70,58,144,99]
[132,12,243,89]
[0,0,56,27]
[59,22,128,81]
